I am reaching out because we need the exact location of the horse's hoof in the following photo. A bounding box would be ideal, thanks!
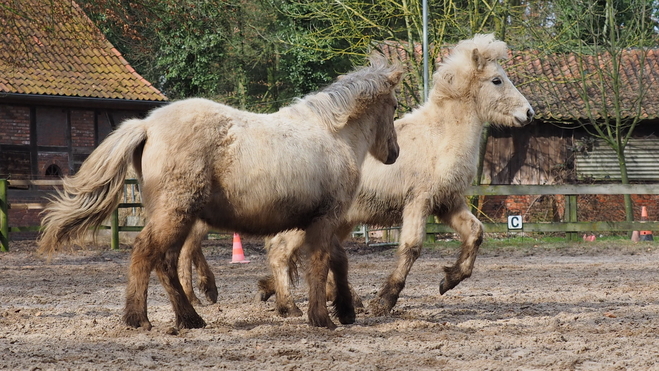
[277,305,303,318]
[177,314,206,329]
[204,288,218,304]
[337,309,356,325]
[439,278,448,295]
[256,277,276,302]
[439,277,459,295]
[309,315,337,330]
[123,313,152,330]
[258,291,273,302]
[367,297,391,317]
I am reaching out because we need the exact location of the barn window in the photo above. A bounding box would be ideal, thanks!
[45,164,62,178]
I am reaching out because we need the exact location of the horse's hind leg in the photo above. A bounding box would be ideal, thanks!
[326,224,363,310]
[179,222,202,305]
[328,235,355,325]
[191,239,217,303]
[123,226,158,330]
[260,230,305,317]
[155,240,206,329]
[179,221,217,305]
[439,203,483,294]
[368,201,427,316]
[125,213,206,329]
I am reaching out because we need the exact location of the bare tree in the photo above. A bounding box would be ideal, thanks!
[531,0,658,221]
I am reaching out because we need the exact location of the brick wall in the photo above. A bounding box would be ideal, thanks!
[479,194,659,223]
[71,109,95,147]
[0,105,30,145]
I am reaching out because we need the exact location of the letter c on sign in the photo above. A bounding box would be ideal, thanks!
[507,215,523,230]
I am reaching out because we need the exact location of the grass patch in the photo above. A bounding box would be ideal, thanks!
[422,233,655,252]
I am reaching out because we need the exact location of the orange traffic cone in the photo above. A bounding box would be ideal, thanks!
[640,206,654,241]
[230,233,250,263]
[582,234,596,242]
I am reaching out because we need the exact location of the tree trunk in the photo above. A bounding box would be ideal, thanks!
[617,149,634,222]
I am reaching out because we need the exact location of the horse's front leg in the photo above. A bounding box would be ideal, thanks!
[369,201,427,316]
[439,203,483,294]
[303,224,336,329]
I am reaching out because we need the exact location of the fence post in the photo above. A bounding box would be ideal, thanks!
[111,208,119,250]
[565,194,578,242]
[425,215,436,243]
[0,179,8,252]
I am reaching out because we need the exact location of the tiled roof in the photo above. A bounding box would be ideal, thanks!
[0,0,166,101]
[505,49,659,122]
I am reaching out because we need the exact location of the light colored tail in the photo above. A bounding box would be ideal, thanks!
[38,119,148,254]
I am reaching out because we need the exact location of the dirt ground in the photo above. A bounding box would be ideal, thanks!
[1,235,658,370]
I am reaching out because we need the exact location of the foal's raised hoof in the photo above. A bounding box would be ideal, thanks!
[440,265,469,295]
[176,313,207,329]
[123,313,152,330]
[439,276,463,295]
[439,278,451,295]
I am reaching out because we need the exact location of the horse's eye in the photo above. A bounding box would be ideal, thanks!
[492,77,502,85]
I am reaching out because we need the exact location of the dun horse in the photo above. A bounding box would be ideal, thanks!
[255,34,535,317]
[38,56,403,330]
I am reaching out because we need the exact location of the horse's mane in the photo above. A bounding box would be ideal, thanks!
[285,55,400,131]
[431,33,509,100]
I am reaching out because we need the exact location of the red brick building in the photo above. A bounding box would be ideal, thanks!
[0,1,167,230]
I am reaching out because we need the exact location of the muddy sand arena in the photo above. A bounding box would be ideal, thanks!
[1,236,658,370]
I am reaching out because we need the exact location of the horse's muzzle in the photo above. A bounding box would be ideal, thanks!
[385,146,399,164]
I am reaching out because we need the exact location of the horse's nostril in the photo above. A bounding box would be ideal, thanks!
[527,108,535,120]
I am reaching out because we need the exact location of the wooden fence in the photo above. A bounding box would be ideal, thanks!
[1,179,658,251]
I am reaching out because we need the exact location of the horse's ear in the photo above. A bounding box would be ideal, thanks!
[472,48,487,71]
[387,69,403,86]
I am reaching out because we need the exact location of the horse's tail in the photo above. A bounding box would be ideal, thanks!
[38,118,148,254]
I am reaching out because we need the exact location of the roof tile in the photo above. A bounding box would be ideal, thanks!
[505,49,659,121]
[0,0,166,102]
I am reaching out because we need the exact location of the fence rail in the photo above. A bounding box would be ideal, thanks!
[1,179,658,251]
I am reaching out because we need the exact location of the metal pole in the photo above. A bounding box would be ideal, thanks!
[422,0,429,101]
